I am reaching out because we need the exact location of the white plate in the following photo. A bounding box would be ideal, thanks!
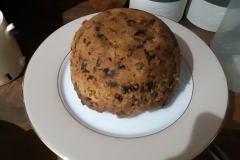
[23,13,228,160]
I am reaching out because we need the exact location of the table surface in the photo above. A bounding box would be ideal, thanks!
[0,1,240,160]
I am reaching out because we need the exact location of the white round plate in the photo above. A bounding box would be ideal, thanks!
[23,13,228,160]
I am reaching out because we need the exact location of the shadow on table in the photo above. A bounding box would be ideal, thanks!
[0,120,57,160]
[167,113,240,160]
[167,113,221,160]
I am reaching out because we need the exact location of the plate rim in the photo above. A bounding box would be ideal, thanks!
[23,13,228,160]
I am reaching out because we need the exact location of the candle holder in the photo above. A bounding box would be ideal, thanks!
[0,10,25,85]
[129,0,188,22]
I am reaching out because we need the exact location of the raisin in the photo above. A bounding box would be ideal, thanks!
[97,34,108,41]
[127,19,137,26]
[78,53,83,60]
[155,46,160,50]
[94,59,101,69]
[119,12,126,16]
[97,22,104,26]
[87,75,94,80]
[110,28,117,33]
[139,19,148,25]
[149,19,156,25]
[163,88,171,94]
[83,38,86,43]
[162,100,167,107]
[140,19,155,26]
[103,68,109,74]
[134,30,145,36]
[108,82,118,87]
[114,45,119,49]
[123,87,130,94]
[159,60,164,65]
[136,45,143,49]
[146,37,154,42]
[117,111,125,116]
[144,50,156,65]
[106,11,112,16]
[127,49,134,57]
[86,97,91,101]
[147,75,156,79]
[132,96,139,106]
[86,41,91,46]
[108,70,116,77]
[81,60,89,73]
[146,81,155,91]
[110,17,116,21]
[117,62,125,70]
[140,86,145,92]
[103,68,115,78]
[122,84,139,94]
[96,27,100,31]
[115,93,123,102]
[133,38,140,41]
[141,81,155,92]
[120,57,125,61]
